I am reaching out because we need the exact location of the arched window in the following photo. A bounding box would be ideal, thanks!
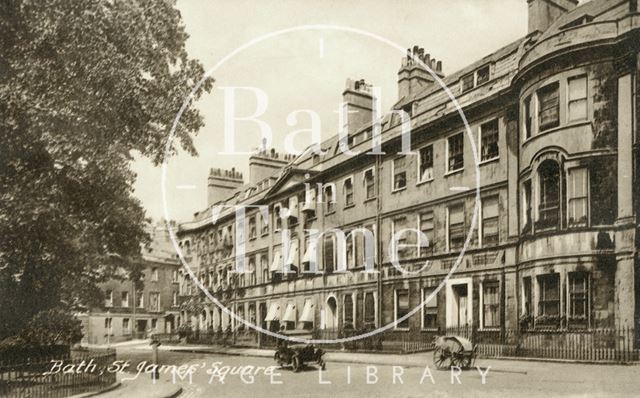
[343,295,354,329]
[538,159,561,230]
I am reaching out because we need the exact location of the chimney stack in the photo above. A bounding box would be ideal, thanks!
[527,0,579,34]
[207,167,243,206]
[397,46,444,101]
[342,78,374,136]
[249,146,294,184]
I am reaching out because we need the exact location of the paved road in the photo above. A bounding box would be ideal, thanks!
[116,348,640,398]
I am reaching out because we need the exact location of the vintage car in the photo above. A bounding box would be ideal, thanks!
[274,343,326,372]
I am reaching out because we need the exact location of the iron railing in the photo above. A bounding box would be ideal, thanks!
[0,348,116,398]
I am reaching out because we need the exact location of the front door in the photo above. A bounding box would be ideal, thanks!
[446,279,472,329]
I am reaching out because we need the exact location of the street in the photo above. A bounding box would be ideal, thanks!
[115,347,640,397]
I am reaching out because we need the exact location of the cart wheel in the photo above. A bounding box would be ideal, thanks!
[291,355,301,372]
[433,347,452,370]
[449,340,467,369]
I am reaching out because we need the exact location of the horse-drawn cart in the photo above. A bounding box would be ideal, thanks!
[432,335,477,369]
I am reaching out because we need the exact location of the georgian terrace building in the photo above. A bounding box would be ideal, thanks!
[176,0,640,346]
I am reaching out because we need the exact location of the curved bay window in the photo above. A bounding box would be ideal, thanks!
[537,160,561,230]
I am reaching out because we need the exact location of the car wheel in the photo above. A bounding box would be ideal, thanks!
[292,355,301,372]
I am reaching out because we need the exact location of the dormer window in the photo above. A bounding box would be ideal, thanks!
[476,65,490,85]
[461,64,491,93]
[461,73,475,92]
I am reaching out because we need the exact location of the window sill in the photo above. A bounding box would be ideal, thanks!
[479,327,500,331]
[344,204,355,210]
[421,328,438,332]
[416,178,434,186]
[363,197,377,204]
[478,156,499,166]
[444,168,464,177]
[393,327,410,332]
[325,211,336,216]
[391,187,407,193]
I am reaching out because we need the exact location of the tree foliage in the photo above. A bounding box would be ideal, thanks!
[0,0,212,339]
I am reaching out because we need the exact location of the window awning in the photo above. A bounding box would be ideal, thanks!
[302,189,316,212]
[302,240,317,264]
[285,241,299,267]
[282,303,297,323]
[264,302,281,322]
[299,300,315,323]
[269,251,282,272]
[288,196,298,214]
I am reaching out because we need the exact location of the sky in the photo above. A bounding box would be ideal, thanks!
[132,0,532,223]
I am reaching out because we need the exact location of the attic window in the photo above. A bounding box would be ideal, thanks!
[476,65,490,85]
[461,64,491,93]
[560,15,594,30]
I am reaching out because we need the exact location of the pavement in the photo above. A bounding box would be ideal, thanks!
[74,372,182,398]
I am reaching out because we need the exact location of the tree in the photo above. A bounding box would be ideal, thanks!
[0,0,213,339]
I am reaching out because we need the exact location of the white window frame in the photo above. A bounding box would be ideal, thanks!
[391,155,407,192]
[105,290,113,307]
[362,167,376,200]
[394,288,410,330]
[479,280,500,330]
[417,210,435,256]
[391,217,410,261]
[323,234,336,272]
[566,272,591,328]
[248,215,257,239]
[567,74,588,123]
[121,291,129,307]
[342,293,357,326]
[324,185,336,214]
[417,143,434,184]
[343,175,354,208]
[480,195,500,248]
[446,203,465,252]
[421,287,438,330]
[362,291,378,327]
[566,166,589,227]
[273,204,282,232]
[151,268,158,282]
[478,118,500,163]
[445,132,464,174]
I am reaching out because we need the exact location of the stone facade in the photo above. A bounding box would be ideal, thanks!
[79,224,181,345]
[176,0,640,345]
